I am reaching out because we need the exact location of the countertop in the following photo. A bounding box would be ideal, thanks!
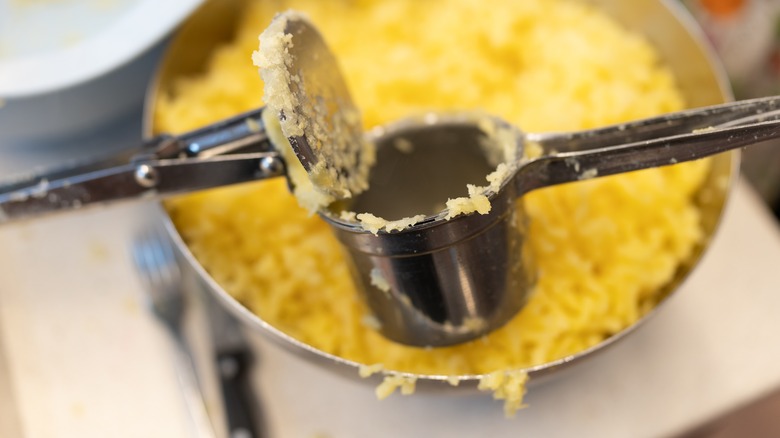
[0,173,780,437]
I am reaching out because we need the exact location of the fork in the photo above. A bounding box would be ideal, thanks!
[132,225,217,438]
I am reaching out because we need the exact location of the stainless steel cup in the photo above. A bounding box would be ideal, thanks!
[323,116,536,346]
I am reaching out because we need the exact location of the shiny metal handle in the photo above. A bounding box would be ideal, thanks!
[217,350,261,438]
[528,95,780,153]
[0,108,284,224]
[149,108,269,160]
[0,153,285,223]
[517,118,780,194]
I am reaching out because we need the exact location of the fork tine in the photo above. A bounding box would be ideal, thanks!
[157,227,181,290]
[133,225,183,322]
[133,229,158,296]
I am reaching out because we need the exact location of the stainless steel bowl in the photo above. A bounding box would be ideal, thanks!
[144,0,737,389]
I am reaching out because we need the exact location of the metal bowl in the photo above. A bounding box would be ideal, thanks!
[144,0,737,390]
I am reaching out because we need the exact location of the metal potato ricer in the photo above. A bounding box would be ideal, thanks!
[3,12,780,348]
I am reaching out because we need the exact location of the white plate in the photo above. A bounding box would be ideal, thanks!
[0,0,203,98]
[0,0,203,146]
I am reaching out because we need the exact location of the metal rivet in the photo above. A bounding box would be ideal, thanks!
[134,164,159,188]
[187,143,201,156]
[259,156,284,177]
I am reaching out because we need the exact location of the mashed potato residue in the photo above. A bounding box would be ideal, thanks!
[253,10,375,211]
[159,0,711,416]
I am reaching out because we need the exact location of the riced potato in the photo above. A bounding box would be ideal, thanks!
[159,0,711,416]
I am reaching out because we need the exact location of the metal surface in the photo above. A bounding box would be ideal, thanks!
[132,226,217,438]
[323,101,780,346]
[147,0,738,388]
[323,116,533,346]
[0,108,283,223]
[267,12,371,199]
[519,100,780,192]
